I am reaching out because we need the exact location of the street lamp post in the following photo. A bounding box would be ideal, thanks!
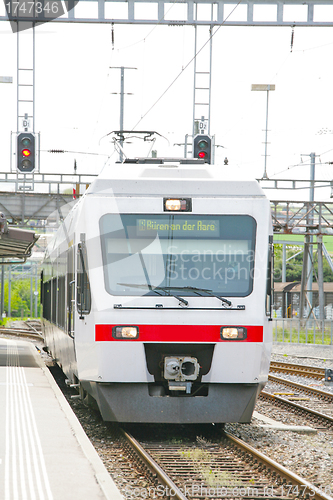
[251,84,275,179]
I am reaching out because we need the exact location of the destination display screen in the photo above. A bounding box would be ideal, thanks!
[136,218,220,238]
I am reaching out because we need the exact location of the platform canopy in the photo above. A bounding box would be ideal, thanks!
[0,214,39,263]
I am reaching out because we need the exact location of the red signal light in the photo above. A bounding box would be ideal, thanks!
[17,133,35,173]
[193,134,211,163]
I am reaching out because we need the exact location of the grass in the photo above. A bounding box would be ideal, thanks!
[180,448,243,488]
[0,316,41,327]
[201,469,241,488]
[273,324,333,344]
[274,234,333,252]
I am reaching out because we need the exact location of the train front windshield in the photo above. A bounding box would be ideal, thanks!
[100,214,256,297]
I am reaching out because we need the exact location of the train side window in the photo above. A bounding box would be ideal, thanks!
[51,278,57,324]
[266,235,274,318]
[42,280,51,322]
[58,275,66,329]
[40,270,43,305]
[77,239,91,318]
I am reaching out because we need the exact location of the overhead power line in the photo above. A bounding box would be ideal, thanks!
[130,0,243,131]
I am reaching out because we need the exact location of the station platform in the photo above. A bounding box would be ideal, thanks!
[0,337,123,500]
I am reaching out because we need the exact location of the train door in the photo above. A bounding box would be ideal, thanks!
[67,245,75,338]
[76,233,91,319]
[266,235,274,319]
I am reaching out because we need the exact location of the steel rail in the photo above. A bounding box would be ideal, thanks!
[225,431,333,500]
[260,390,333,425]
[24,320,42,335]
[270,361,325,380]
[120,429,188,500]
[0,326,43,339]
[121,426,332,500]
[268,374,333,400]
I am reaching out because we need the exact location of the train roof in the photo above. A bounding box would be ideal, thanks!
[88,160,267,198]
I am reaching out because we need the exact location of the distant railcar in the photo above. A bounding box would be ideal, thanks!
[41,159,273,423]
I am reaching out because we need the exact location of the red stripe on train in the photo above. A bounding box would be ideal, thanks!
[95,324,263,342]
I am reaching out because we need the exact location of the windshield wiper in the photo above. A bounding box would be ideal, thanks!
[117,283,189,306]
[117,283,232,307]
[174,286,232,307]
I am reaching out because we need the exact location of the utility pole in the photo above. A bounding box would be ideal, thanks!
[110,66,136,162]
[308,152,315,311]
[309,152,325,329]
[299,152,325,322]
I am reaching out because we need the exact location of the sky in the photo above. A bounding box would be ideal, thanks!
[1,2,333,201]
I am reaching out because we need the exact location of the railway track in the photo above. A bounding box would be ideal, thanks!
[260,390,333,428]
[0,324,43,340]
[268,374,333,401]
[4,332,333,497]
[260,369,333,428]
[46,356,333,500]
[270,361,326,380]
[120,427,332,500]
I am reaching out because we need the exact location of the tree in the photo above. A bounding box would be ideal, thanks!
[274,244,333,283]
[4,279,41,317]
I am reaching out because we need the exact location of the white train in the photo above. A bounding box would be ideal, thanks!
[41,158,273,423]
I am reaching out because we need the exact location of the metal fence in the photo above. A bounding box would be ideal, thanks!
[273,319,333,345]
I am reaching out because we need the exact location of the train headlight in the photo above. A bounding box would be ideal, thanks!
[164,198,192,212]
[220,327,247,340]
[112,326,139,339]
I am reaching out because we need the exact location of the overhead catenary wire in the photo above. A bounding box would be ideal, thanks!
[45,149,110,156]
[220,29,333,172]
[112,0,183,52]
[105,0,333,165]
[130,0,244,132]
[271,162,333,178]
[270,150,333,178]
[270,161,312,177]
[293,40,333,53]
[319,147,333,157]
[99,0,184,148]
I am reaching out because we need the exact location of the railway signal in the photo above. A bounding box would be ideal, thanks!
[193,134,211,163]
[17,133,35,173]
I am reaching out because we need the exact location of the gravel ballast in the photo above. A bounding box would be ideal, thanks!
[225,342,333,495]
[2,329,333,498]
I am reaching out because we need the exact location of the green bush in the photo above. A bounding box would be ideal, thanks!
[3,279,41,318]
